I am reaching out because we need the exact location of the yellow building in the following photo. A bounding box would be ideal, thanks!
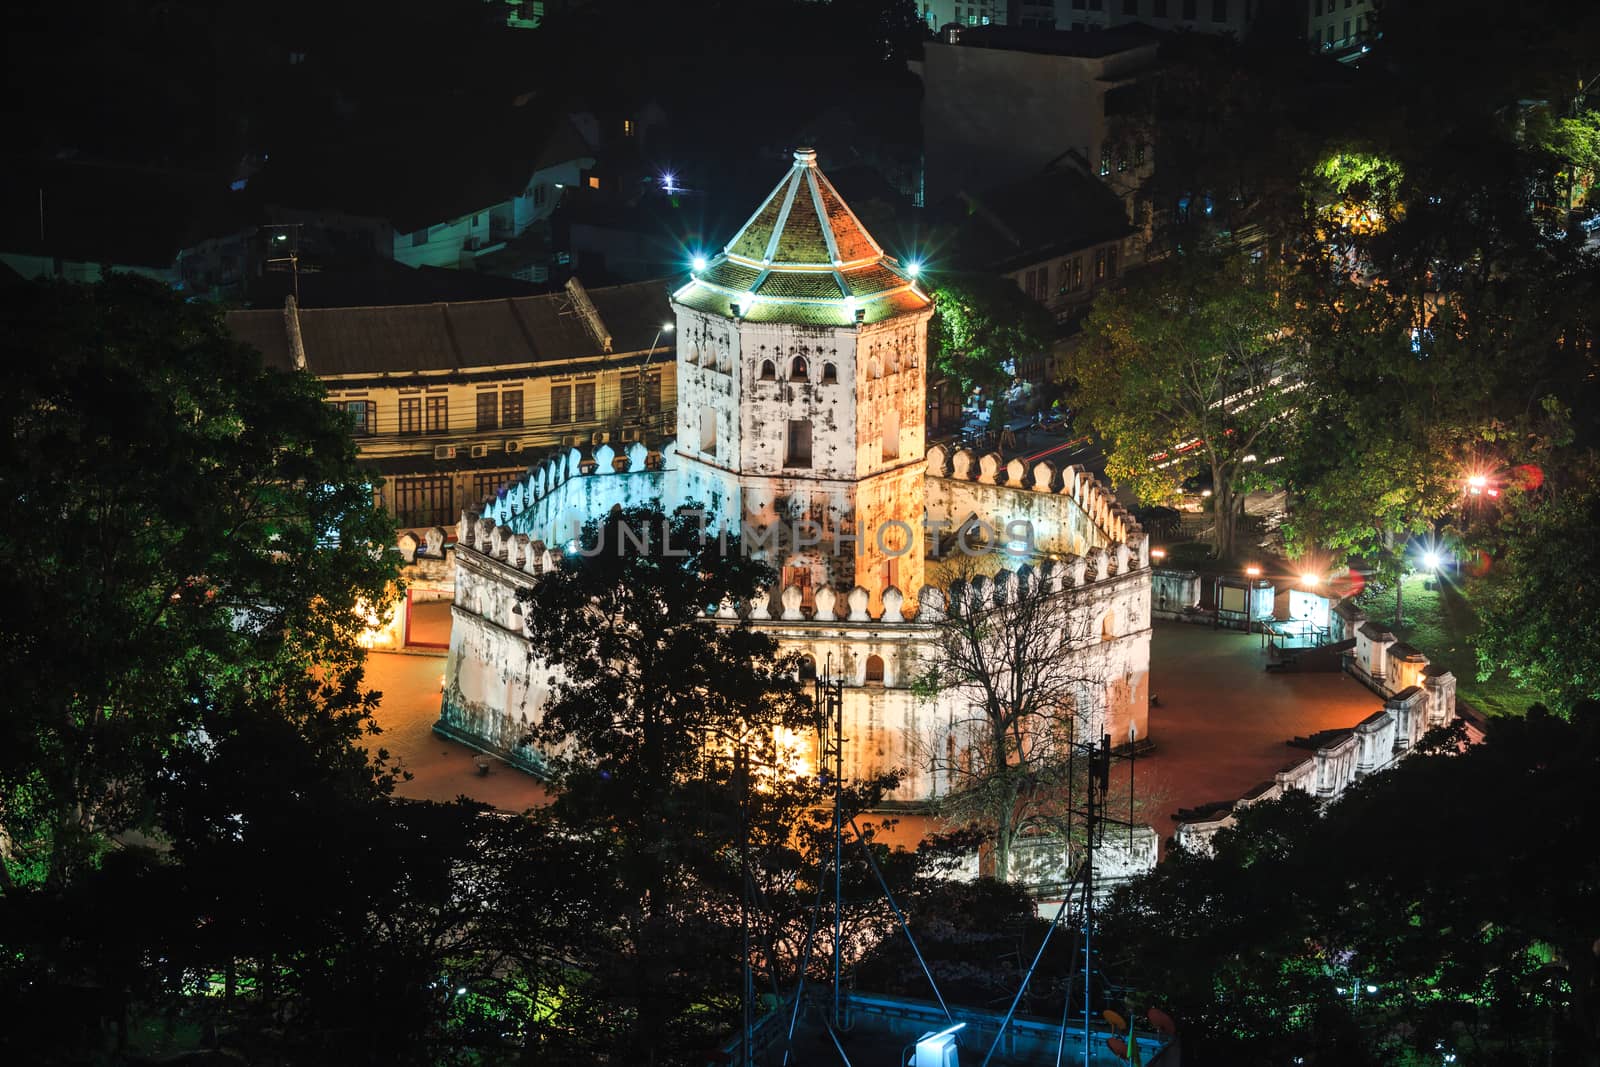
[227,278,677,532]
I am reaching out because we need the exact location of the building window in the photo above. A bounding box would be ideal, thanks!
[392,475,454,529]
[399,396,423,435]
[1071,0,1085,8]
[476,391,499,432]
[882,405,900,461]
[1023,266,1048,302]
[798,655,817,682]
[1107,245,1119,279]
[821,361,838,383]
[574,380,596,421]
[786,420,812,468]
[623,119,635,136]
[1099,147,1111,177]
[791,355,808,380]
[1342,18,1349,40]
[472,470,520,507]
[533,184,547,207]
[502,389,524,429]
[1095,249,1107,281]
[1118,153,1128,173]
[1313,0,1321,14]
[587,176,600,190]
[1153,0,1168,13]
[699,408,717,456]
[334,399,376,436]
[551,384,572,423]
[620,370,661,418]
[425,394,448,433]
[1212,0,1227,20]
[864,654,885,685]
[760,359,777,381]
[1135,142,1147,166]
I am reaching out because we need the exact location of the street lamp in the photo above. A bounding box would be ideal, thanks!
[1300,572,1320,587]
[1150,547,1166,564]
[1245,565,1262,578]
[634,322,674,433]
[1422,550,1441,571]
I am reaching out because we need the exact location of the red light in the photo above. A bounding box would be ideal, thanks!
[1512,463,1544,491]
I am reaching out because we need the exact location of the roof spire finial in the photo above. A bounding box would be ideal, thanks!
[793,146,817,166]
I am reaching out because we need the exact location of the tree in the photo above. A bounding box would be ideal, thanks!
[1473,453,1600,712]
[912,556,1109,883]
[1071,251,1298,559]
[515,504,818,1058]
[0,276,396,887]
[1102,706,1600,1064]
[930,273,1054,432]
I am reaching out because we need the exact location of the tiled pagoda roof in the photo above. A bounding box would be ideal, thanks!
[673,148,931,327]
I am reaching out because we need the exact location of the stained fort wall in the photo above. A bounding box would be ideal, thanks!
[442,444,1151,804]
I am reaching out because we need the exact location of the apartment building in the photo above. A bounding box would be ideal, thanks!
[227,278,676,531]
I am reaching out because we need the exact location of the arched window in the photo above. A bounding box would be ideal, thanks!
[821,361,838,384]
[868,357,882,380]
[1101,611,1116,641]
[864,654,885,686]
[791,356,809,380]
[798,655,818,682]
[760,359,776,381]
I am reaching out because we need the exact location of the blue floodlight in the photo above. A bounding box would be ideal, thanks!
[691,254,708,273]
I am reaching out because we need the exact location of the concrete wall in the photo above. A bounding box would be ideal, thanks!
[920,39,1158,204]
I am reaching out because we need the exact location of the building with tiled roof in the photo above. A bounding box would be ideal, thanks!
[226,278,676,533]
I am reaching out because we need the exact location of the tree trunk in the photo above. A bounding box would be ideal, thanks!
[993,718,1014,882]
[1212,469,1236,560]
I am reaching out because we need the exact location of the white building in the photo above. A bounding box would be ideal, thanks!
[437,149,1153,807]
[392,117,594,281]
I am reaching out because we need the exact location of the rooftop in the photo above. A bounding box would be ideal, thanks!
[226,278,673,378]
[929,23,1162,60]
[940,163,1134,273]
[672,148,931,327]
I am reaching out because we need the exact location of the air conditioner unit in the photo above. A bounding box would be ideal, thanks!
[469,443,491,459]
[433,445,457,461]
[504,440,524,454]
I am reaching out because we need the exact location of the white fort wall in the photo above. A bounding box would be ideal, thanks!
[443,444,1152,804]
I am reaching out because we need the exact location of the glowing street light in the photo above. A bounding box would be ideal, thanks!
[905,259,922,278]
[691,254,708,273]
[1466,473,1488,495]
[660,171,677,193]
[1245,565,1262,578]
[1301,572,1321,587]
[1150,547,1166,563]
[1422,550,1441,571]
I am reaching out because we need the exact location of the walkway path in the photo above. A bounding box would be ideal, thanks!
[1134,621,1379,843]
[361,650,549,812]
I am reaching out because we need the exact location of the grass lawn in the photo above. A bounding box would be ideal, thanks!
[1383,572,1550,718]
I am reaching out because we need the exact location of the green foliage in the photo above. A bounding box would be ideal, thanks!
[1104,706,1600,1063]
[1072,250,1296,556]
[930,273,1054,425]
[0,276,397,887]
[1473,455,1600,712]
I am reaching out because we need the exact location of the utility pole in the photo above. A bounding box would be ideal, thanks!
[737,742,752,1067]
[815,656,846,1029]
[263,223,303,305]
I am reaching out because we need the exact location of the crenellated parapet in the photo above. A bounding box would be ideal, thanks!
[924,444,1141,557]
